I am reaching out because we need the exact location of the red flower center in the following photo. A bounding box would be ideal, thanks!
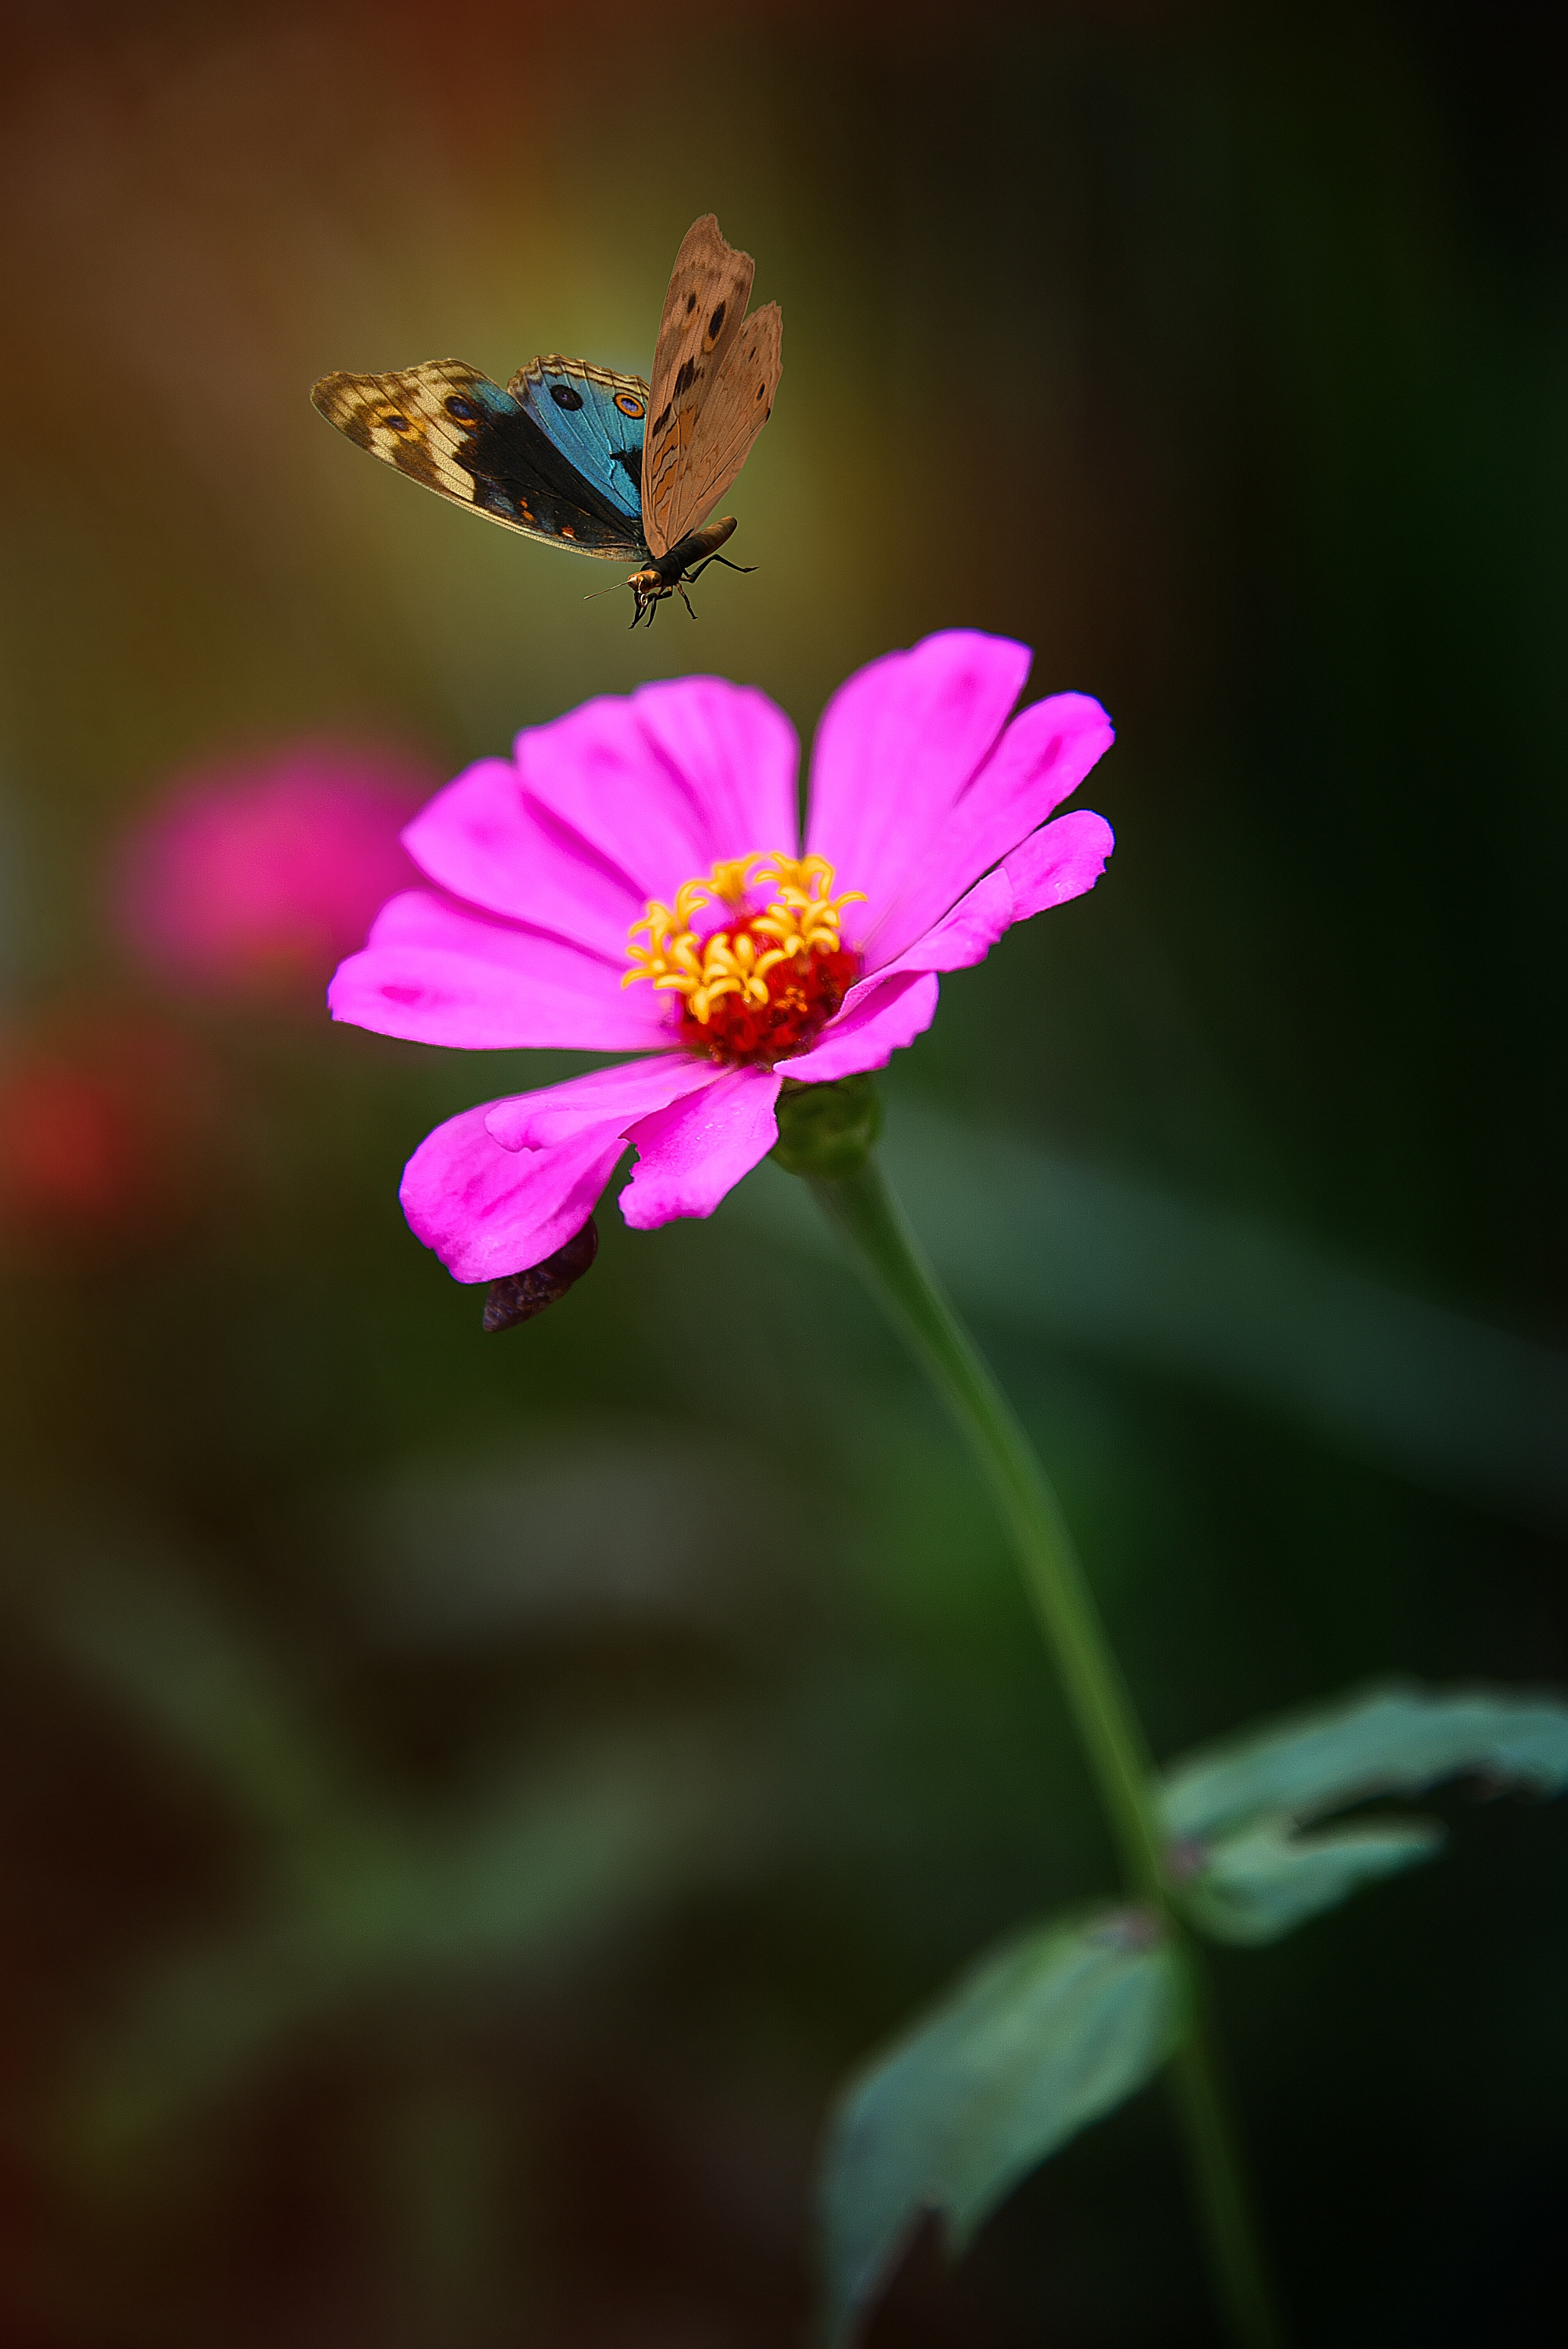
[678,917,860,1064]
[624,854,864,1069]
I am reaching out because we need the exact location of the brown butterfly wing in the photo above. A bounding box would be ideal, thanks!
[641,216,758,558]
[652,301,782,555]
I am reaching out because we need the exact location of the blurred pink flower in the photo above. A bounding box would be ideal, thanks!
[330,631,1116,1282]
[115,740,436,997]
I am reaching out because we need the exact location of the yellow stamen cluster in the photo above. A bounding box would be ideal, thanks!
[623,854,864,1026]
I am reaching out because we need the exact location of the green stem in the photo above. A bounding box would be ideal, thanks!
[808,1153,1284,2349]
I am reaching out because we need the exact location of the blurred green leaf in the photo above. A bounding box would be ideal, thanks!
[820,1907,1183,2345]
[1174,1813,1445,1946]
[335,1429,787,1648]
[732,1107,1568,1531]
[69,1734,728,2166]
[37,1562,351,1849]
[1158,1683,1568,1945]
[1160,1682,1568,1840]
[27,1541,743,2165]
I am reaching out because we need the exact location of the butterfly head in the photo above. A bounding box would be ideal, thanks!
[625,517,747,627]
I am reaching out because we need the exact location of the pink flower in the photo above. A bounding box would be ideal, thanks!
[329,631,1115,1282]
[115,740,435,999]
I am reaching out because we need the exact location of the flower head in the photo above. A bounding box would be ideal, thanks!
[329,631,1115,1282]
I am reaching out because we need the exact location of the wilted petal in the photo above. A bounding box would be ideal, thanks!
[400,1104,625,1282]
[619,1064,783,1228]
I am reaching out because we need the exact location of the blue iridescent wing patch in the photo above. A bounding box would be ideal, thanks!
[309,358,647,561]
[508,355,648,529]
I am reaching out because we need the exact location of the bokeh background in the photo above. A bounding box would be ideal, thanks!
[1,3,1564,2342]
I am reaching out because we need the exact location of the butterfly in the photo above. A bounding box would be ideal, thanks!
[311,216,782,626]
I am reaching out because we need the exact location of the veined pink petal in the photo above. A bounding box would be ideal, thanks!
[483,1053,724,1150]
[328,889,667,1051]
[804,632,1032,932]
[400,1104,625,1282]
[629,678,800,865]
[402,757,646,961]
[862,691,1117,968]
[774,970,941,1082]
[619,1064,782,1229]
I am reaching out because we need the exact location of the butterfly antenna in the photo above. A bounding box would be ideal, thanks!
[581,583,624,601]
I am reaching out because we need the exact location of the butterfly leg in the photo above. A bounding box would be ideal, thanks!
[678,583,698,619]
[686,554,757,581]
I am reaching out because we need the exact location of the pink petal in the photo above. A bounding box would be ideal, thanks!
[863,692,1116,967]
[400,1104,625,1282]
[871,868,1016,978]
[402,756,647,962]
[483,1053,724,1150]
[1003,808,1117,919]
[328,889,667,1051]
[400,681,800,971]
[774,970,941,1083]
[804,631,1032,932]
[844,808,1117,1001]
[619,1064,783,1229]
[519,677,801,912]
[629,678,800,864]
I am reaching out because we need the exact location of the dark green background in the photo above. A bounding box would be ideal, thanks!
[0,4,1562,2342]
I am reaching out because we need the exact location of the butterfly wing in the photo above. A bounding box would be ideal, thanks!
[508,355,649,527]
[651,300,782,557]
[311,358,647,561]
[641,216,762,558]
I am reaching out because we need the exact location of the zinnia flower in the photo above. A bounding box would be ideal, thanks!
[329,631,1115,1281]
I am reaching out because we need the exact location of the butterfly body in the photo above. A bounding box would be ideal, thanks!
[312,218,781,623]
[626,515,750,627]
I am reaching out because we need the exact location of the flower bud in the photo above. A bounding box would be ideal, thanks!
[771,1075,882,1180]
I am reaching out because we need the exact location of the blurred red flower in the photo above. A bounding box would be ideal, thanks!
[0,1006,223,1260]
[112,740,436,1000]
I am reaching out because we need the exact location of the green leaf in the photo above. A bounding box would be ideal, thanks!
[1173,1813,1445,1945]
[1158,1682,1568,1945]
[820,1907,1183,2345]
